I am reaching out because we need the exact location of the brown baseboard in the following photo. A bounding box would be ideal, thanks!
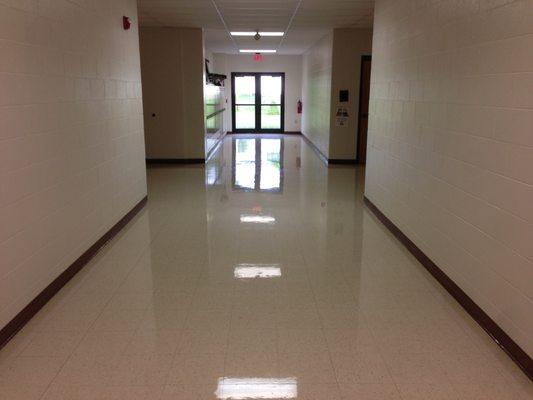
[363,196,533,381]
[0,196,148,350]
[300,135,359,167]
[329,159,357,165]
[300,134,329,165]
[146,158,205,165]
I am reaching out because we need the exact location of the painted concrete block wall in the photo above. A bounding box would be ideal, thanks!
[365,0,533,355]
[212,53,303,133]
[301,33,333,158]
[139,27,205,159]
[329,28,373,160]
[0,0,147,330]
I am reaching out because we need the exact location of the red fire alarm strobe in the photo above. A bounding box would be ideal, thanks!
[254,53,263,62]
[123,16,131,30]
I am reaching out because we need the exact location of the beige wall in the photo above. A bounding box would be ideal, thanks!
[301,33,333,158]
[0,0,147,329]
[302,29,373,160]
[366,0,533,356]
[329,28,372,160]
[140,27,205,159]
[213,54,303,133]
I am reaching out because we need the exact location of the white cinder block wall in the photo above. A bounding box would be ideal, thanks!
[301,33,333,158]
[0,0,147,330]
[366,0,533,355]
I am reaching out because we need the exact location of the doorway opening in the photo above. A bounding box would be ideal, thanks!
[231,73,285,133]
[357,55,371,164]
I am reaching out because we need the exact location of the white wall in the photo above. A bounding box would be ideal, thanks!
[213,54,302,133]
[366,0,533,356]
[140,27,205,159]
[301,33,333,157]
[0,0,147,330]
[329,28,372,160]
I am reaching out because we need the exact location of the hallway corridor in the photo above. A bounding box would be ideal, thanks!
[0,135,530,399]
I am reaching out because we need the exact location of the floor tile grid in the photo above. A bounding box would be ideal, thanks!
[33,211,170,399]
[347,210,529,399]
[291,206,371,397]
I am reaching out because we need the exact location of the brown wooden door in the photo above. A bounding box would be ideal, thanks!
[357,56,371,164]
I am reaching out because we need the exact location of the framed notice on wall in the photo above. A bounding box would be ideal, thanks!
[335,106,349,127]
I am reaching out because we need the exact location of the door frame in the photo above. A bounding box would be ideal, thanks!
[231,72,285,134]
[356,55,371,164]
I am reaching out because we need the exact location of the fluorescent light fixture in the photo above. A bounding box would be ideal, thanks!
[234,264,282,279]
[240,214,276,224]
[239,49,277,53]
[216,377,297,399]
[231,31,284,37]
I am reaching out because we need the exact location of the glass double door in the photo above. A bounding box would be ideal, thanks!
[232,73,284,133]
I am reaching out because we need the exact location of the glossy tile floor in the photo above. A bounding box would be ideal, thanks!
[0,135,531,399]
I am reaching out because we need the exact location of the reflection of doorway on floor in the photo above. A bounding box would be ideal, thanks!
[357,55,371,164]
[232,136,284,193]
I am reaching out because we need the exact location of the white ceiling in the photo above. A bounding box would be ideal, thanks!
[137,0,374,55]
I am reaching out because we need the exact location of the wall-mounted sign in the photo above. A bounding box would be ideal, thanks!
[339,90,349,102]
[335,106,349,127]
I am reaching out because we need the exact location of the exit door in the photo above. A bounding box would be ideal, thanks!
[231,72,285,133]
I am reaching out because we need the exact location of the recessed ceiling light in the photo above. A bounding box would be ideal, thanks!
[239,49,277,53]
[231,31,284,36]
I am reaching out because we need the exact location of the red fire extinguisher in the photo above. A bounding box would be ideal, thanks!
[297,100,302,114]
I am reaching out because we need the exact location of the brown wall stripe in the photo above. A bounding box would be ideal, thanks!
[364,196,532,381]
[0,196,148,350]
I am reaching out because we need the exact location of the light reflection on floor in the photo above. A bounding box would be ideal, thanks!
[234,265,282,279]
[215,377,297,399]
[0,134,530,400]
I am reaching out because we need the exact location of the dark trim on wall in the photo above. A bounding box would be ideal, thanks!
[205,108,226,120]
[146,158,205,165]
[300,134,359,167]
[0,196,148,351]
[300,134,329,166]
[329,159,357,165]
[225,131,301,137]
[363,196,533,381]
[356,55,372,164]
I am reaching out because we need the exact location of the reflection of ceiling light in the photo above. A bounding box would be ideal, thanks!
[231,32,284,36]
[216,377,297,399]
[239,49,277,53]
[234,265,281,279]
[240,215,276,224]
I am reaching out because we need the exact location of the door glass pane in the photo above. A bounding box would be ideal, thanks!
[260,105,281,129]
[261,76,281,105]
[260,139,281,190]
[235,76,255,104]
[234,139,256,189]
[235,105,255,129]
